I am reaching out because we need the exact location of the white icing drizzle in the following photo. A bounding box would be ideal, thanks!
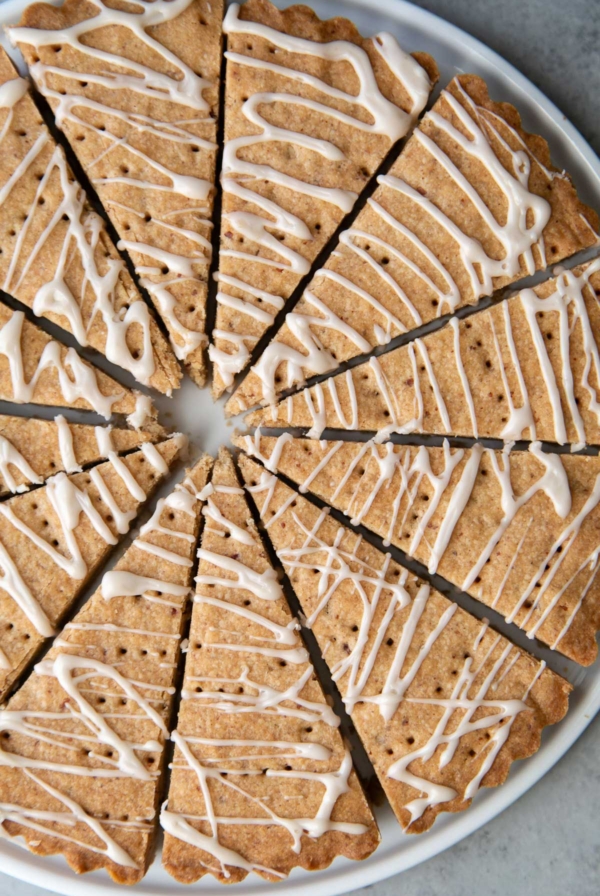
[203,495,256,545]
[0,468,202,867]
[94,424,114,458]
[248,436,598,653]
[10,0,217,362]
[0,77,28,109]
[162,736,363,879]
[0,655,168,781]
[101,570,191,603]
[0,770,141,869]
[0,651,172,870]
[0,472,116,579]
[0,435,41,494]
[448,318,478,437]
[209,275,285,389]
[140,442,169,474]
[250,289,372,407]
[126,394,154,431]
[419,83,551,281]
[212,2,431,389]
[136,490,197,567]
[387,644,543,821]
[0,541,54,637]
[228,74,573,411]
[196,549,284,602]
[54,415,81,474]
[163,464,370,876]
[182,662,338,727]
[0,310,123,419]
[0,72,157,386]
[279,257,600,444]
[61,621,180,639]
[0,445,158,640]
[247,472,544,824]
[245,430,294,475]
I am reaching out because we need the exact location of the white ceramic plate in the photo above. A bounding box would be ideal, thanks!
[0,0,599,893]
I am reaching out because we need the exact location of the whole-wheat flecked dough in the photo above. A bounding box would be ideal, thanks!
[239,454,570,834]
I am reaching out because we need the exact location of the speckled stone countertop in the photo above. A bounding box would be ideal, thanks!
[0,0,598,894]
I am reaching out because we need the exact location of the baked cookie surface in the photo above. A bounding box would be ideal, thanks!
[239,454,570,833]
[210,0,437,397]
[11,0,224,386]
[228,74,599,415]
[162,447,379,883]
[0,453,210,883]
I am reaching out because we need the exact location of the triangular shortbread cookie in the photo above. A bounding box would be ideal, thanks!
[0,454,211,883]
[0,414,154,497]
[0,50,180,395]
[0,434,185,702]
[11,0,224,386]
[0,301,161,433]
[237,433,600,665]
[238,455,570,833]
[246,258,600,446]
[161,447,379,883]
[209,0,438,397]
[227,74,599,414]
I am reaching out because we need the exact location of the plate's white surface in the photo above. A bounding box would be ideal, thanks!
[0,0,599,893]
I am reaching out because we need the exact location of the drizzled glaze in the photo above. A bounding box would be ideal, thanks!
[210,2,432,391]
[242,465,549,826]
[229,77,597,414]
[0,770,147,868]
[0,461,205,874]
[0,435,41,494]
[0,653,172,869]
[162,468,373,880]
[0,442,174,650]
[127,394,155,432]
[10,0,220,366]
[0,70,162,388]
[241,434,600,660]
[0,308,124,419]
[257,258,600,444]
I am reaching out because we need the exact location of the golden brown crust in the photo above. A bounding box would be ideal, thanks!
[162,447,379,882]
[245,259,600,447]
[0,48,181,395]
[0,435,184,702]
[0,454,212,884]
[237,0,439,87]
[229,74,599,417]
[237,454,570,834]
[212,0,437,399]
[0,299,158,424]
[13,0,225,387]
[0,415,154,497]
[235,435,600,665]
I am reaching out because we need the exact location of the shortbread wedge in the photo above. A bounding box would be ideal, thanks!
[0,415,155,497]
[11,0,224,386]
[246,258,600,445]
[209,0,438,398]
[237,433,600,665]
[162,447,379,884]
[0,434,185,702]
[0,50,180,395]
[0,301,161,433]
[238,455,570,833]
[0,454,211,884]
[227,73,599,414]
